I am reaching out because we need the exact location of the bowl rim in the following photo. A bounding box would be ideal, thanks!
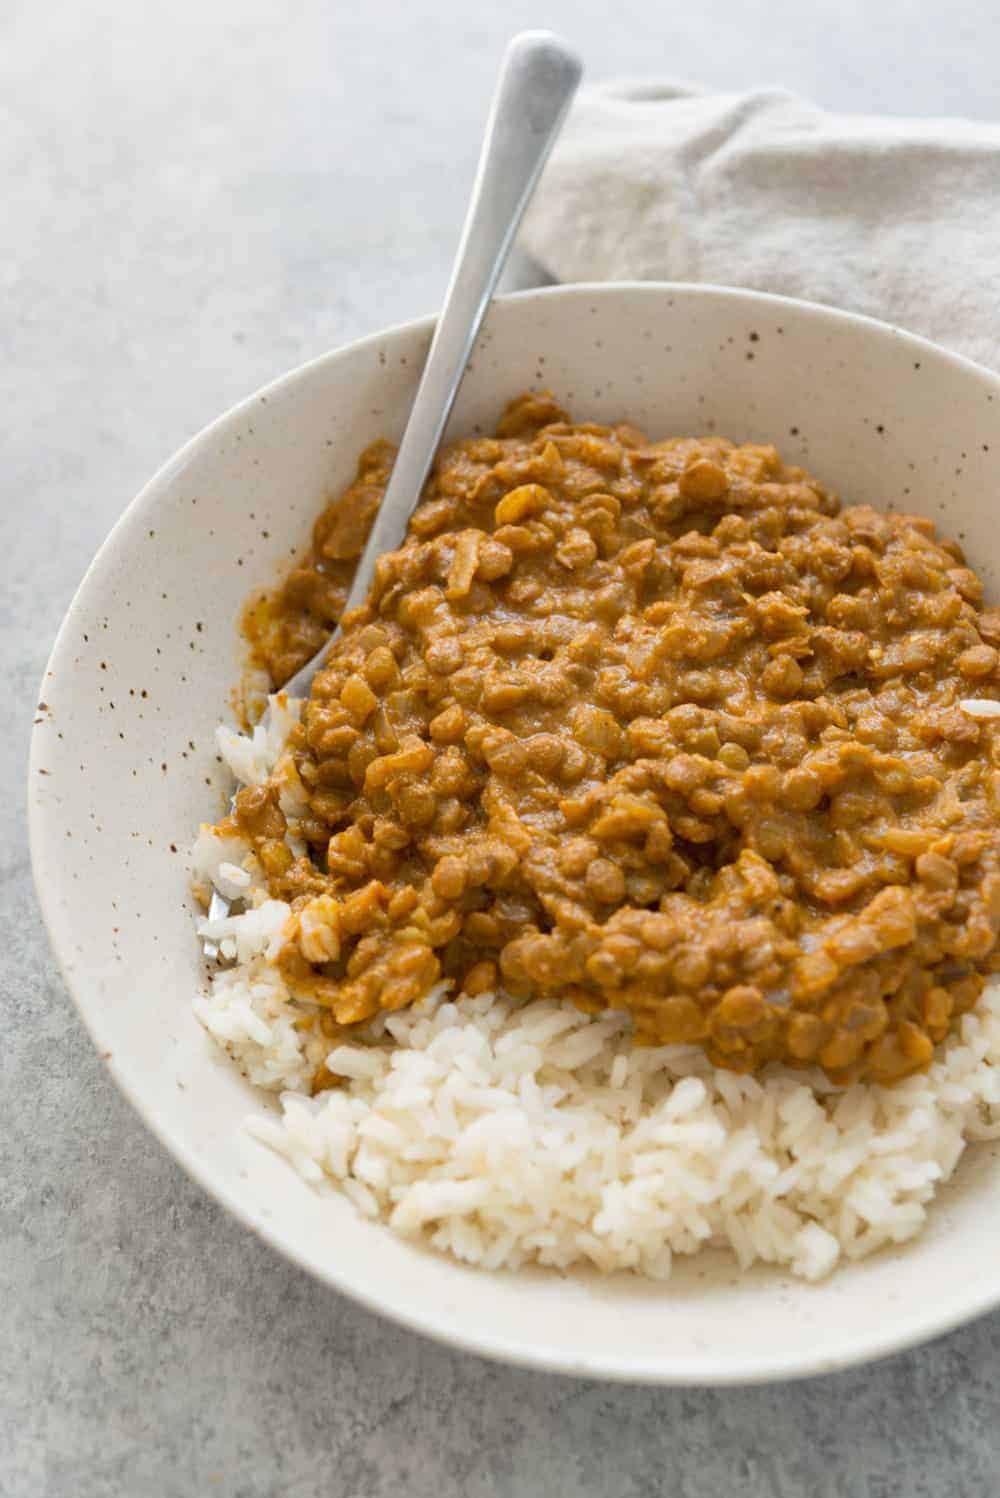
[28,279,1000,1385]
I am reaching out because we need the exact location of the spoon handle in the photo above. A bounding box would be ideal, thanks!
[340,30,581,615]
[203,34,580,959]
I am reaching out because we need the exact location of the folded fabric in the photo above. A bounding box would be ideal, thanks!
[521,80,1000,370]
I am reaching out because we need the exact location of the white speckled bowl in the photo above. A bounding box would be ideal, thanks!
[29,284,1000,1384]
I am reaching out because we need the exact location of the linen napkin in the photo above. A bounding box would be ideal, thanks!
[521,80,1000,370]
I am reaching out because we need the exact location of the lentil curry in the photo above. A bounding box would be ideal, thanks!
[226,392,1000,1087]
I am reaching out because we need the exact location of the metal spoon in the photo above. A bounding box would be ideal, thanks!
[203,30,582,958]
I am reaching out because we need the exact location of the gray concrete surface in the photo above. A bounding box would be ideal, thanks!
[6,0,1000,1492]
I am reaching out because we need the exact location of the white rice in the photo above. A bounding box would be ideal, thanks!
[960,697,1000,719]
[192,699,1000,1282]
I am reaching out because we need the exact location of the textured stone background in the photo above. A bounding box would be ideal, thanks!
[6,1,1000,1492]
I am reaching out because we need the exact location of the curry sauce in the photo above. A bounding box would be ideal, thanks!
[226,392,1000,1086]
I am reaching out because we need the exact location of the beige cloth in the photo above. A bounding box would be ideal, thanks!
[522,80,1000,369]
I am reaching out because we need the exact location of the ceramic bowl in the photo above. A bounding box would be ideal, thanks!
[29,283,1000,1384]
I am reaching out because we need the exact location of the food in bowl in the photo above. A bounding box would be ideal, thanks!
[193,392,1000,1281]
